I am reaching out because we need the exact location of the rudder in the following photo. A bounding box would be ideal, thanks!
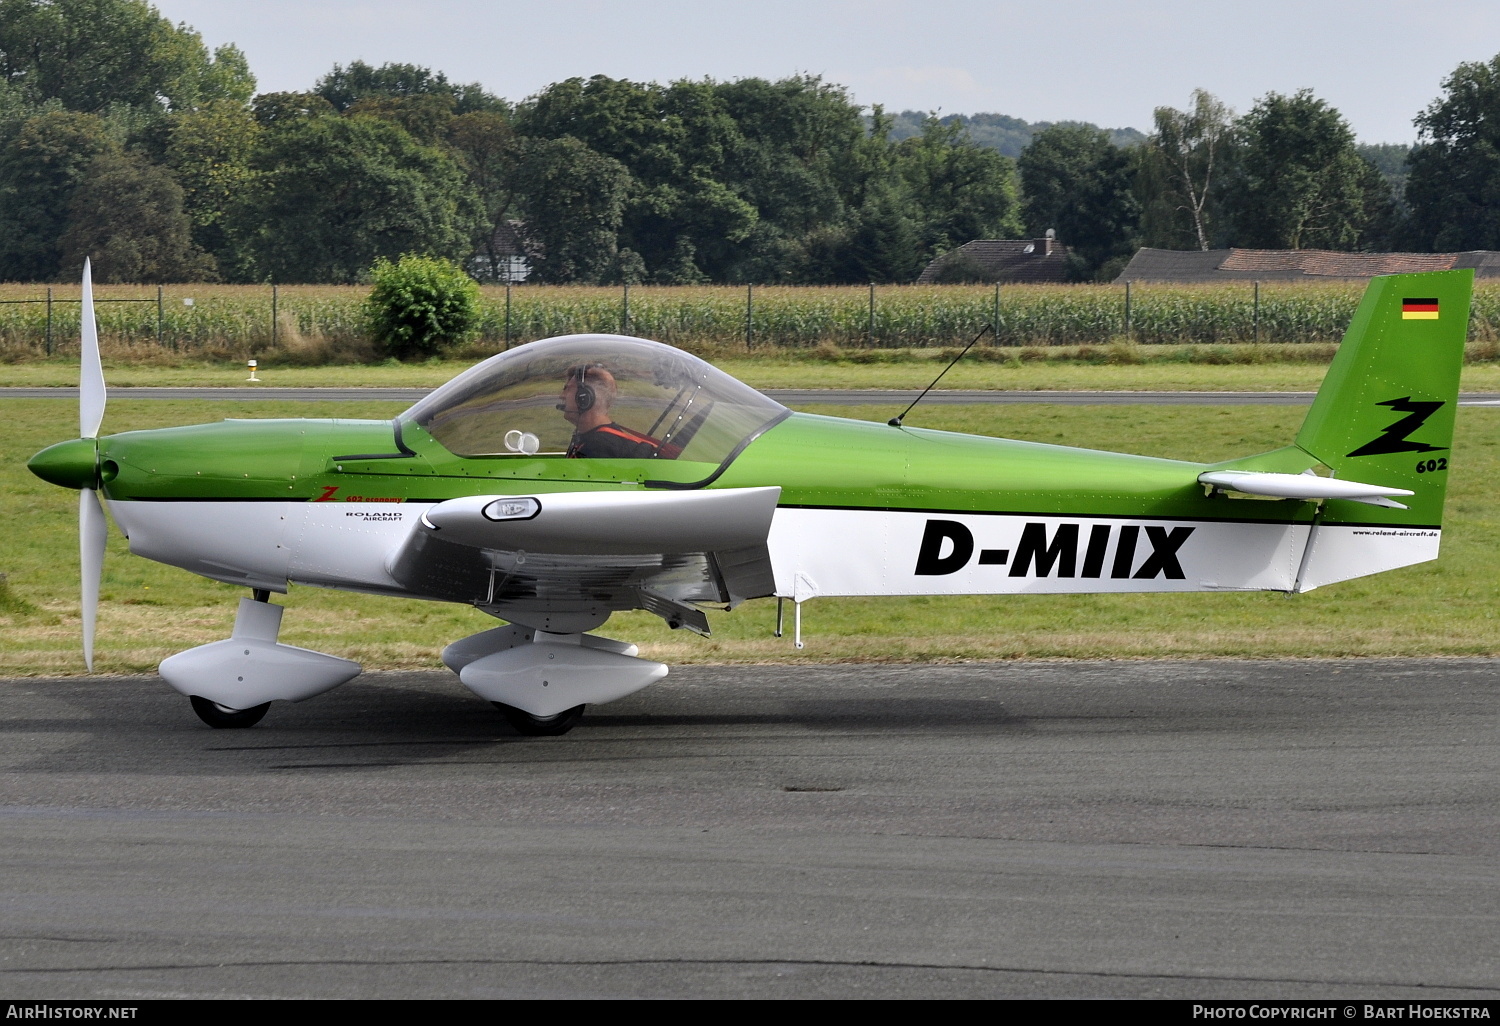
[1295,269,1470,529]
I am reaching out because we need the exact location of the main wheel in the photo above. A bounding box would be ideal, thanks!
[495,703,586,736]
[189,695,271,729]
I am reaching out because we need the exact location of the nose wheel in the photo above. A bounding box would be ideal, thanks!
[495,702,586,736]
[189,695,271,729]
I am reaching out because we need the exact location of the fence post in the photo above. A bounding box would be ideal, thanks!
[1124,281,1132,339]
[157,285,163,347]
[993,282,1001,343]
[867,282,876,345]
[622,281,629,334]
[271,284,278,347]
[45,287,52,356]
[1253,280,1260,343]
[745,283,753,350]
[504,283,512,350]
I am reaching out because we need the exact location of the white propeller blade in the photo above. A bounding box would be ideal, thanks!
[80,488,106,672]
[80,258,105,439]
[78,260,108,670]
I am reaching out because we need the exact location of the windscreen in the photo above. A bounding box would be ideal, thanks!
[402,334,787,465]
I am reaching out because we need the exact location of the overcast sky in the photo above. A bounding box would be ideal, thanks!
[151,0,1500,144]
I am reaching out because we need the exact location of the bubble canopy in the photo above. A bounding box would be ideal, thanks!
[401,335,788,468]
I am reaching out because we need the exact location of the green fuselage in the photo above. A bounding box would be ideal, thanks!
[73,410,1342,528]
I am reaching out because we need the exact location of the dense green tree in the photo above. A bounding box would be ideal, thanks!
[716,75,868,214]
[887,110,1147,157]
[57,147,212,281]
[251,91,335,127]
[1406,56,1500,250]
[315,60,504,115]
[0,0,252,112]
[712,76,870,281]
[516,75,754,280]
[1019,123,1139,279]
[448,109,523,280]
[1220,90,1373,250]
[844,185,923,283]
[601,247,647,285]
[1138,89,1234,251]
[0,108,117,279]
[228,114,480,283]
[896,116,1022,260]
[345,93,457,147]
[1359,143,1411,207]
[164,99,261,275]
[650,79,758,278]
[513,135,631,283]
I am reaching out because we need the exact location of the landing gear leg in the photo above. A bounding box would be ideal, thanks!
[495,702,586,737]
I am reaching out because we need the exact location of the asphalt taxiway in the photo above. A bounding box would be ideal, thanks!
[1,659,1496,999]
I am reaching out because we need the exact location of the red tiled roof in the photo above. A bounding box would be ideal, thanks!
[1118,247,1500,282]
[1218,250,1457,275]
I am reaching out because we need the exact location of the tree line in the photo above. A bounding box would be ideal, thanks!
[4,0,1500,286]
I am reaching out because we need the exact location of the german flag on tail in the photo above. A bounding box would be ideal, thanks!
[1402,297,1440,320]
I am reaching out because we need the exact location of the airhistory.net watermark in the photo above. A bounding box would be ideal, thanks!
[5,1007,137,1020]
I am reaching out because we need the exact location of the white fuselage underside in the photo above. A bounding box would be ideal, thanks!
[106,500,1439,602]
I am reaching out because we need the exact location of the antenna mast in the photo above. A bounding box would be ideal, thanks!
[888,323,994,428]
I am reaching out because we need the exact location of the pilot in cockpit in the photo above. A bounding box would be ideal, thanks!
[558,364,669,459]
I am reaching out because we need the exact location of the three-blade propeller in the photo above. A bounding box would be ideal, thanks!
[78,259,106,671]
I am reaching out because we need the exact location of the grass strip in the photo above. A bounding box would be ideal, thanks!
[7,355,1500,393]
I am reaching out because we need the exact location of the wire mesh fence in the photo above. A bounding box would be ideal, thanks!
[2,280,1496,358]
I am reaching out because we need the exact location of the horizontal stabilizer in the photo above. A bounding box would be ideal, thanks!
[417,486,782,555]
[1198,470,1412,508]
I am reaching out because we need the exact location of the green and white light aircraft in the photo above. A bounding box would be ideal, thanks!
[28,264,1470,734]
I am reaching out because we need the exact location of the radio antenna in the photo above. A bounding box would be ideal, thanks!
[888,323,994,427]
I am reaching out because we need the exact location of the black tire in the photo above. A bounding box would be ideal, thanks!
[495,702,585,736]
[190,695,271,729]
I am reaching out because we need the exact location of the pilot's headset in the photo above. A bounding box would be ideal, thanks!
[566,364,601,412]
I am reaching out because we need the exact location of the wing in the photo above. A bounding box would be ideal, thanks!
[387,486,782,635]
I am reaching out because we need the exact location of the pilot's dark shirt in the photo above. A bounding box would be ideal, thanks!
[566,423,662,459]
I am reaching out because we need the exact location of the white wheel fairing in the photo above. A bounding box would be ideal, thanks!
[458,637,667,718]
[442,625,638,673]
[159,638,361,707]
[158,598,360,708]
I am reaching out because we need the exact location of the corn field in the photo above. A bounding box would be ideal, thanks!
[5,281,1500,359]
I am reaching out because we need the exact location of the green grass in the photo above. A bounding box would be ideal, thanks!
[4,398,1500,675]
[8,355,1500,392]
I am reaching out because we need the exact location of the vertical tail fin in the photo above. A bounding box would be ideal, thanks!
[1296,269,1471,529]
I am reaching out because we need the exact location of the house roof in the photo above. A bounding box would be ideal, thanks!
[484,220,534,259]
[1116,247,1500,282]
[916,238,1072,284]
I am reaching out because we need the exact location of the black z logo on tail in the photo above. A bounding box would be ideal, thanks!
[1346,397,1447,458]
